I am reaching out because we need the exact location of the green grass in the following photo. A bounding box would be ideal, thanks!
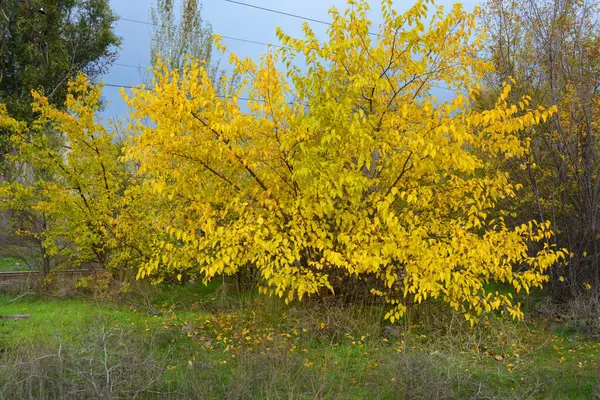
[0,256,34,272]
[0,285,598,399]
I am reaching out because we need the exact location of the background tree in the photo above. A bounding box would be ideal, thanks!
[480,0,600,299]
[0,0,120,269]
[0,0,120,123]
[150,0,218,81]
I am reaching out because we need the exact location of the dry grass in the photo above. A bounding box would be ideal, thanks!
[0,284,598,399]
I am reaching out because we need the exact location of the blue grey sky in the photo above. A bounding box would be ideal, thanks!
[102,0,481,120]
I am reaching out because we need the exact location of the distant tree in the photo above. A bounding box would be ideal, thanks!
[0,76,133,275]
[0,0,121,271]
[0,76,185,280]
[150,0,218,81]
[0,0,121,120]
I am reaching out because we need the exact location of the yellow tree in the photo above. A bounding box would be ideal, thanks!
[0,75,136,274]
[124,0,565,322]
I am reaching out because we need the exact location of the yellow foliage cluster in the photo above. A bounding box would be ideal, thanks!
[0,76,142,270]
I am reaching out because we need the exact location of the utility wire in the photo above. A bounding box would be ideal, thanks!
[223,0,378,36]
[23,4,283,47]
[112,2,375,102]
[224,0,331,26]
[219,35,281,48]
[118,17,153,26]
[114,63,147,70]
[118,17,281,48]
[115,1,379,74]
[104,83,136,89]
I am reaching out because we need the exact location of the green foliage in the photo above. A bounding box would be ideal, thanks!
[0,0,120,120]
[0,0,121,170]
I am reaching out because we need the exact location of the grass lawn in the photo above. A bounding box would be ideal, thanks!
[0,284,598,399]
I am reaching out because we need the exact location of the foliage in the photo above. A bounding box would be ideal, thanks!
[124,0,565,322]
[150,0,218,81]
[0,0,120,168]
[0,76,131,273]
[0,0,121,275]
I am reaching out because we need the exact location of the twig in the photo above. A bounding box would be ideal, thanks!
[8,291,36,304]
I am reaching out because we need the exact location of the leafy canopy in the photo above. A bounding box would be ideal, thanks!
[151,0,214,75]
[0,0,120,177]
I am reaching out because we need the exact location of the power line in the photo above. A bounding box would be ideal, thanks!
[118,17,153,26]
[116,2,380,72]
[124,2,331,31]
[220,35,281,48]
[223,0,378,36]
[117,17,281,48]
[114,63,147,70]
[104,83,136,89]
[110,2,382,103]
[224,0,331,26]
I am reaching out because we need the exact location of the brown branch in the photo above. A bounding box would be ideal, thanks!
[191,112,269,192]
[164,150,242,192]
[385,151,413,198]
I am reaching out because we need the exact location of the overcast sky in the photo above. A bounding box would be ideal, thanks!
[102,0,481,120]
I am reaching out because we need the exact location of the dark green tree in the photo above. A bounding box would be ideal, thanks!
[0,0,121,163]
